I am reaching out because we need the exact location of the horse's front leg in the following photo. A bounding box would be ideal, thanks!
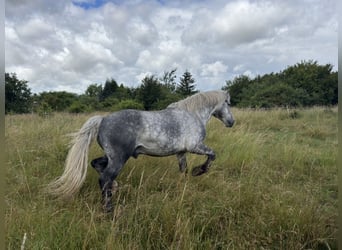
[190,144,216,176]
[177,152,188,173]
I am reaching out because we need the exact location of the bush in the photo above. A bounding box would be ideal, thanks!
[248,82,303,108]
[111,99,144,111]
[68,101,89,113]
[36,101,53,117]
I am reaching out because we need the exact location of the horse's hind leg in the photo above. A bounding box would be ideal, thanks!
[99,153,128,213]
[190,144,216,176]
[177,152,187,173]
[91,156,108,174]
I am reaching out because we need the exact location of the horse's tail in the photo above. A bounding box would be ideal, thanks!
[47,115,104,198]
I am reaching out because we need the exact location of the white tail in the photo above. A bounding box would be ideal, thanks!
[48,115,103,198]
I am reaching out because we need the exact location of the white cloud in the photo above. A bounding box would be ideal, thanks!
[60,35,123,72]
[17,17,53,41]
[136,50,152,67]
[233,64,244,72]
[5,0,338,94]
[201,61,228,77]
[215,1,289,44]
[182,1,289,47]
[87,22,114,47]
[127,18,158,47]
[136,71,153,82]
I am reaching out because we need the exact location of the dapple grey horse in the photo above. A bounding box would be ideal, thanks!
[48,90,235,212]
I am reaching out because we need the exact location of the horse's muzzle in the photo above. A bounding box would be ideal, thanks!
[226,120,235,127]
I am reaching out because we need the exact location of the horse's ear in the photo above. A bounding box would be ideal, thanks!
[224,91,231,104]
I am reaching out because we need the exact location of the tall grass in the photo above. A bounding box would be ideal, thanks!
[5,107,337,249]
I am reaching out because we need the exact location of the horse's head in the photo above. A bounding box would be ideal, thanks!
[213,92,235,127]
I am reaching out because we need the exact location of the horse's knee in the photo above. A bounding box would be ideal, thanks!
[99,168,117,190]
[98,156,126,191]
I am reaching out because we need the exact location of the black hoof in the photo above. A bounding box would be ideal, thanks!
[180,168,188,175]
[102,194,114,213]
[103,202,113,213]
[191,166,208,176]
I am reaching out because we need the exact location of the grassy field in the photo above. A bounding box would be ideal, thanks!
[5,107,337,249]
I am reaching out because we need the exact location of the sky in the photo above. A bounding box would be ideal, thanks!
[5,0,338,94]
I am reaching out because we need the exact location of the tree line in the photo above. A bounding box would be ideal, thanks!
[5,69,197,114]
[223,60,337,108]
[5,60,338,114]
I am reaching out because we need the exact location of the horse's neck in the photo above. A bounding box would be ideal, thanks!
[195,106,216,125]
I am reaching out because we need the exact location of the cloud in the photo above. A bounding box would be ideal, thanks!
[136,71,153,82]
[5,0,338,94]
[181,1,290,47]
[201,61,228,77]
[127,18,158,47]
[17,17,53,41]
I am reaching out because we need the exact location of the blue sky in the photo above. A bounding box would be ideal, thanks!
[5,0,338,94]
[72,0,168,9]
[72,0,107,9]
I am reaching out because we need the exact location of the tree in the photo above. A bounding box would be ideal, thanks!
[100,78,118,101]
[177,70,197,96]
[5,73,32,114]
[114,83,133,101]
[248,82,304,108]
[223,61,338,107]
[160,68,177,92]
[137,75,164,110]
[85,84,103,98]
[222,75,252,106]
[282,60,337,106]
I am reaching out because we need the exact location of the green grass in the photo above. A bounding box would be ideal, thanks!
[5,107,337,249]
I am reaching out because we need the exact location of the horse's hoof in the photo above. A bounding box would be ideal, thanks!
[191,166,207,176]
[103,203,113,213]
[102,197,114,213]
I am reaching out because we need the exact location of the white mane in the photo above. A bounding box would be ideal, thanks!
[168,90,228,113]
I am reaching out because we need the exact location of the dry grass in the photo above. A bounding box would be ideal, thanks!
[5,107,337,249]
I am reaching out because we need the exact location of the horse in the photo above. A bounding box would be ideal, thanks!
[48,90,235,212]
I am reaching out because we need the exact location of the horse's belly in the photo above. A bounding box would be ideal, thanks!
[135,136,184,157]
[134,145,178,157]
